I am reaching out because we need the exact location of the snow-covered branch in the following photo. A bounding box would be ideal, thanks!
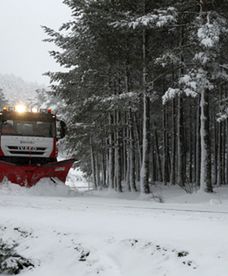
[197,12,228,49]
[111,7,177,29]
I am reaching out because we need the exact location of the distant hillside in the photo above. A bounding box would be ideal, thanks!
[0,74,44,104]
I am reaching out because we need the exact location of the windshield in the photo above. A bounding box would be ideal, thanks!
[1,120,55,137]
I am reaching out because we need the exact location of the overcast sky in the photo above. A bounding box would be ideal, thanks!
[0,0,71,85]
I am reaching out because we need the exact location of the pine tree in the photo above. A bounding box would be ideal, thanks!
[44,0,228,194]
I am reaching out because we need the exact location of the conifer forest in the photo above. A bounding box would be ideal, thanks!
[44,0,228,194]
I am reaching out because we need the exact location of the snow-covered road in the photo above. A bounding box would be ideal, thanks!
[0,183,228,276]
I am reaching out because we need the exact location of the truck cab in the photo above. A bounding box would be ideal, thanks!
[0,108,64,165]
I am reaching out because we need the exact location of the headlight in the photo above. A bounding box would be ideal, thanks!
[32,107,38,113]
[15,104,27,113]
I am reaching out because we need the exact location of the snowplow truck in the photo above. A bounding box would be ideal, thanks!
[0,107,74,187]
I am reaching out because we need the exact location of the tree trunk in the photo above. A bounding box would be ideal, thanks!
[140,93,150,193]
[108,113,114,189]
[129,110,137,191]
[222,121,226,184]
[102,146,107,187]
[163,105,168,185]
[170,99,176,184]
[140,27,150,194]
[200,89,213,192]
[226,119,228,184]
[177,96,185,186]
[114,111,122,192]
[196,97,201,186]
[213,112,218,185]
[189,102,193,183]
[90,137,97,189]
[154,126,163,182]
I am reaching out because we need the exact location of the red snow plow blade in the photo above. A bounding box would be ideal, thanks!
[0,159,75,187]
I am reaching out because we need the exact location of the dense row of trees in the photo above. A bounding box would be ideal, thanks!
[44,0,228,193]
[0,89,8,110]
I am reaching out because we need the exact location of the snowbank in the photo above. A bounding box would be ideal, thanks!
[0,180,74,197]
[0,167,91,197]
[66,167,91,191]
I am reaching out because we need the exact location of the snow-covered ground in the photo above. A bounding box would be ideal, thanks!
[0,174,228,275]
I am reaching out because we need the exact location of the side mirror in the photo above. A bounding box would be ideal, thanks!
[56,120,66,139]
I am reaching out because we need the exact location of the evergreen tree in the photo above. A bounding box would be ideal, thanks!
[0,89,8,109]
[44,0,228,194]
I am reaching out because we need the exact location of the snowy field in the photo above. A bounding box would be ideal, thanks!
[0,173,228,275]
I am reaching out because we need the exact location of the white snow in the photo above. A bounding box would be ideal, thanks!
[0,179,228,275]
[197,22,220,48]
[162,88,180,104]
[66,167,92,191]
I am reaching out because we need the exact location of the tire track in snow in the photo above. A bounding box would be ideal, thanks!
[121,205,228,215]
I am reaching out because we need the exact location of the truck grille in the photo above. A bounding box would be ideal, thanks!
[7,146,46,156]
